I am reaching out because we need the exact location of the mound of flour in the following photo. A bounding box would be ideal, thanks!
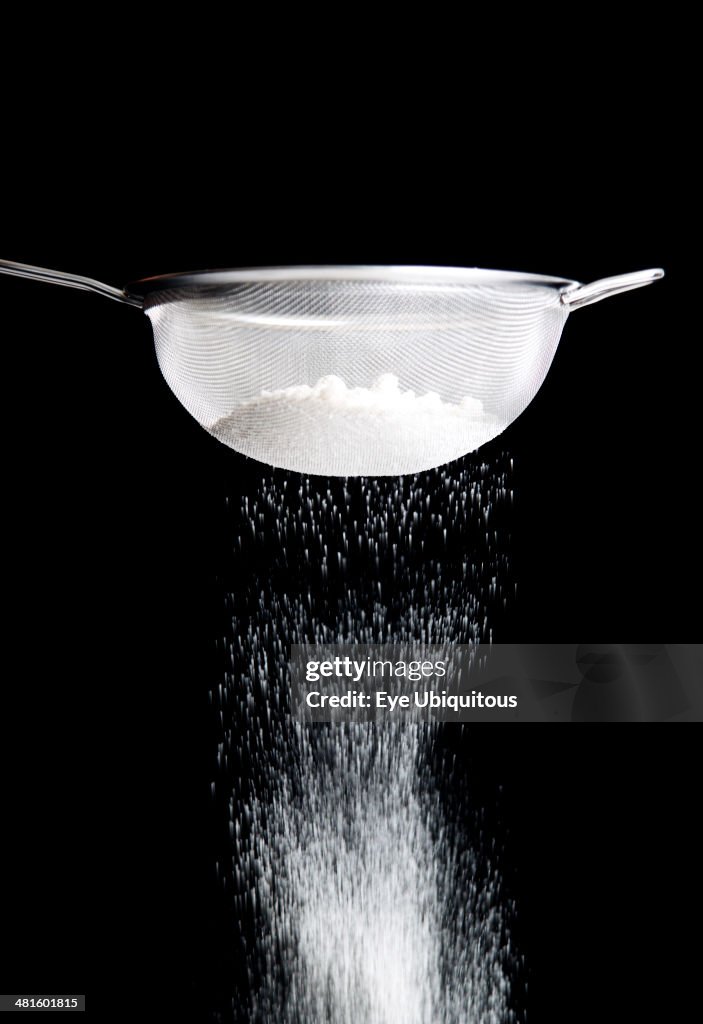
[239,373,486,417]
[210,374,500,475]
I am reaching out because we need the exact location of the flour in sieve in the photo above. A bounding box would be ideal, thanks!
[209,375,500,475]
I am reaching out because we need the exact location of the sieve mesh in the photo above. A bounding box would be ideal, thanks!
[145,277,569,475]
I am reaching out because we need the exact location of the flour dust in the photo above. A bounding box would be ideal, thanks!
[209,458,518,1022]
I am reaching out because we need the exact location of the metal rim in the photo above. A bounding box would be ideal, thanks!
[126,264,578,298]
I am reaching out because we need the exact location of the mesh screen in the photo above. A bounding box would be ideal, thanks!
[145,278,568,476]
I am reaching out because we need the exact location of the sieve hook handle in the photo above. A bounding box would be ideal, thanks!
[0,258,143,308]
[560,268,664,310]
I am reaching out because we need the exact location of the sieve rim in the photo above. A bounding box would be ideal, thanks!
[126,264,578,298]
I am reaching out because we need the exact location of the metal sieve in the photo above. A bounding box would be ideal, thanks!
[0,260,663,476]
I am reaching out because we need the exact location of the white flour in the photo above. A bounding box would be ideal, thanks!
[212,468,517,1022]
[210,375,499,475]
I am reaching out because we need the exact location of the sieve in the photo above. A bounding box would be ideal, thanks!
[0,260,663,476]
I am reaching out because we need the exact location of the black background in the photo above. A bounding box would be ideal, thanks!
[1,143,699,1021]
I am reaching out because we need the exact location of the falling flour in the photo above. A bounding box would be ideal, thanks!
[210,375,501,476]
[210,463,518,1023]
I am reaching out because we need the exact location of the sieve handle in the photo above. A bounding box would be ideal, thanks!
[560,268,664,310]
[0,258,143,308]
